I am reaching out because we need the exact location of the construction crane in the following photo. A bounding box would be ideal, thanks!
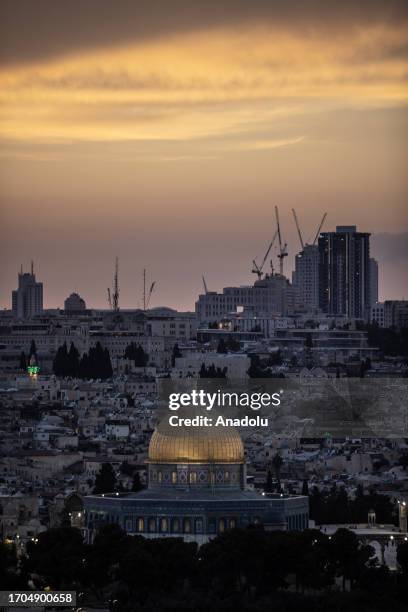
[312,212,327,245]
[143,269,156,310]
[275,206,288,276]
[202,275,209,295]
[292,208,304,251]
[251,229,278,280]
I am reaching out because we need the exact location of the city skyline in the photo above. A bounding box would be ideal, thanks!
[2,226,407,312]
[1,0,407,310]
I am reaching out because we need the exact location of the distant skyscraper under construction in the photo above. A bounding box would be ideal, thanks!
[318,226,370,320]
[12,263,43,319]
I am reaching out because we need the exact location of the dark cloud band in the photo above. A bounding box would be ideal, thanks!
[1,0,407,66]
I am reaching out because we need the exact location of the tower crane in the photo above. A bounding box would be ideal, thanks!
[312,212,327,245]
[251,229,279,280]
[143,269,156,310]
[275,206,288,276]
[292,208,304,251]
[202,275,209,295]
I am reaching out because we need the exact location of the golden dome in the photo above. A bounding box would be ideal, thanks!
[148,420,244,464]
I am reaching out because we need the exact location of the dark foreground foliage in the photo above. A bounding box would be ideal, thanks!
[2,524,407,611]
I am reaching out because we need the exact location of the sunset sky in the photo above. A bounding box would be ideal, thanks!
[1,0,407,310]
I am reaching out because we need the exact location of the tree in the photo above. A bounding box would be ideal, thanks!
[120,461,134,477]
[53,342,68,376]
[330,528,375,590]
[78,343,113,380]
[19,351,27,370]
[305,333,313,349]
[29,339,37,358]
[226,336,240,352]
[248,354,268,378]
[272,453,283,490]
[67,342,80,377]
[216,339,227,354]
[268,350,282,366]
[0,541,23,588]
[171,343,182,366]
[124,342,148,367]
[131,472,144,492]
[199,363,227,378]
[265,469,273,493]
[24,527,85,589]
[84,524,130,597]
[397,542,408,574]
[94,463,116,494]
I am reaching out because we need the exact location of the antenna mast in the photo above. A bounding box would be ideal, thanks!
[112,257,119,312]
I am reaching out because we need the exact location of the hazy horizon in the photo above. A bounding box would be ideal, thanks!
[1,1,407,310]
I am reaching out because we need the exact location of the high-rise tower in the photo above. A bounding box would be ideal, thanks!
[12,262,43,319]
[318,226,370,319]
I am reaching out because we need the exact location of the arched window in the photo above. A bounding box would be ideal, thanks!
[137,518,144,532]
[218,518,225,533]
[189,472,197,484]
[160,518,168,532]
[149,518,156,532]
[183,518,191,533]
[172,471,177,484]
[158,471,162,483]
[172,518,180,533]
[229,518,236,529]
[224,471,230,482]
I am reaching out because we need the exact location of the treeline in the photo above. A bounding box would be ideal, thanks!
[1,524,406,611]
[53,341,113,379]
[309,484,396,525]
[124,342,149,366]
[53,341,152,379]
[199,363,227,378]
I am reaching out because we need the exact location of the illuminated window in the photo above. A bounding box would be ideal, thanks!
[160,518,168,532]
[224,471,230,482]
[172,518,180,533]
[189,472,197,484]
[229,518,236,529]
[137,518,144,532]
[149,518,156,532]
[158,471,162,483]
[183,518,191,533]
[172,471,177,484]
[219,519,225,533]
